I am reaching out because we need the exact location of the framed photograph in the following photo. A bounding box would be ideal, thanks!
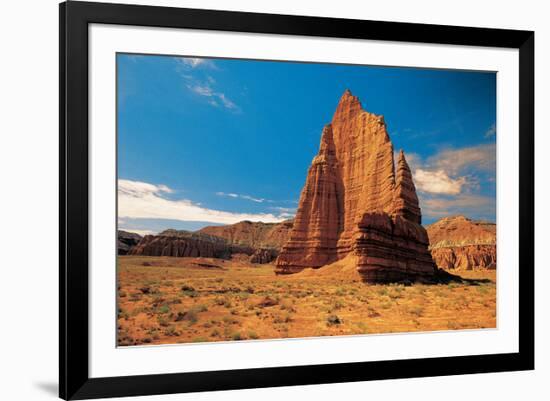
[60,1,534,399]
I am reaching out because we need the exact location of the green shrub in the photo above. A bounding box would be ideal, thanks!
[157,305,170,314]
[164,325,180,336]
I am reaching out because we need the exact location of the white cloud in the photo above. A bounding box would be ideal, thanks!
[175,57,215,69]
[187,83,238,110]
[414,169,467,195]
[173,57,239,111]
[189,84,213,97]
[119,179,286,225]
[217,93,237,109]
[408,144,496,221]
[216,191,266,203]
[406,143,496,196]
[119,180,173,196]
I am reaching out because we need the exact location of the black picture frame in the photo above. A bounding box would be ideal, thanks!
[59,1,534,399]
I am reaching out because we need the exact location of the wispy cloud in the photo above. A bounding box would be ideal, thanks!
[268,206,297,219]
[174,57,239,111]
[215,191,267,203]
[214,192,298,209]
[484,122,496,138]
[269,206,297,213]
[175,57,216,69]
[119,179,287,225]
[420,193,495,221]
[187,84,238,110]
[426,143,496,176]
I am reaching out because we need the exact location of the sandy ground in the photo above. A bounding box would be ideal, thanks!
[117,255,496,346]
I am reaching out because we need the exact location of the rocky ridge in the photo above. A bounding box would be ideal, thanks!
[126,220,294,264]
[199,220,293,250]
[129,229,254,259]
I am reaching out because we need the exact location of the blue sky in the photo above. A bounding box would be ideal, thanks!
[117,54,496,235]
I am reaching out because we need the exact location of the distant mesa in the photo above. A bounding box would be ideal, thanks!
[121,220,293,264]
[427,215,496,270]
[274,89,436,282]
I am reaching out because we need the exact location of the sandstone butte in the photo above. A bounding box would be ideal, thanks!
[275,89,436,282]
[427,215,496,270]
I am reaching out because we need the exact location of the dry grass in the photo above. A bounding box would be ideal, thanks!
[117,255,496,346]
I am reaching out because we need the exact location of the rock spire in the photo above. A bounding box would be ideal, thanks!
[275,90,435,282]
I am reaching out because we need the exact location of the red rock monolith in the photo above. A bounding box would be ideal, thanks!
[275,90,435,282]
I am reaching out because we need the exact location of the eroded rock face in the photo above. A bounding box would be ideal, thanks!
[129,230,254,259]
[275,90,435,282]
[199,220,293,250]
[430,245,496,270]
[354,213,435,282]
[274,125,343,273]
[427,216,496,270]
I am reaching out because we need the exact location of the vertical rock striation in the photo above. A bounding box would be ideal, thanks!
[275,90,435,282]
[273,125,343,273]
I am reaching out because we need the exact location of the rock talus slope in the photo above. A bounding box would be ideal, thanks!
[275,90,435,282]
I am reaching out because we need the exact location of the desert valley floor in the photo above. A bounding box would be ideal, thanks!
[117,255,496,346]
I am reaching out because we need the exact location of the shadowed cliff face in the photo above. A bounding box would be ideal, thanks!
[427,216,496,270]
[275,90,436,282]
[117,230,142,255]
